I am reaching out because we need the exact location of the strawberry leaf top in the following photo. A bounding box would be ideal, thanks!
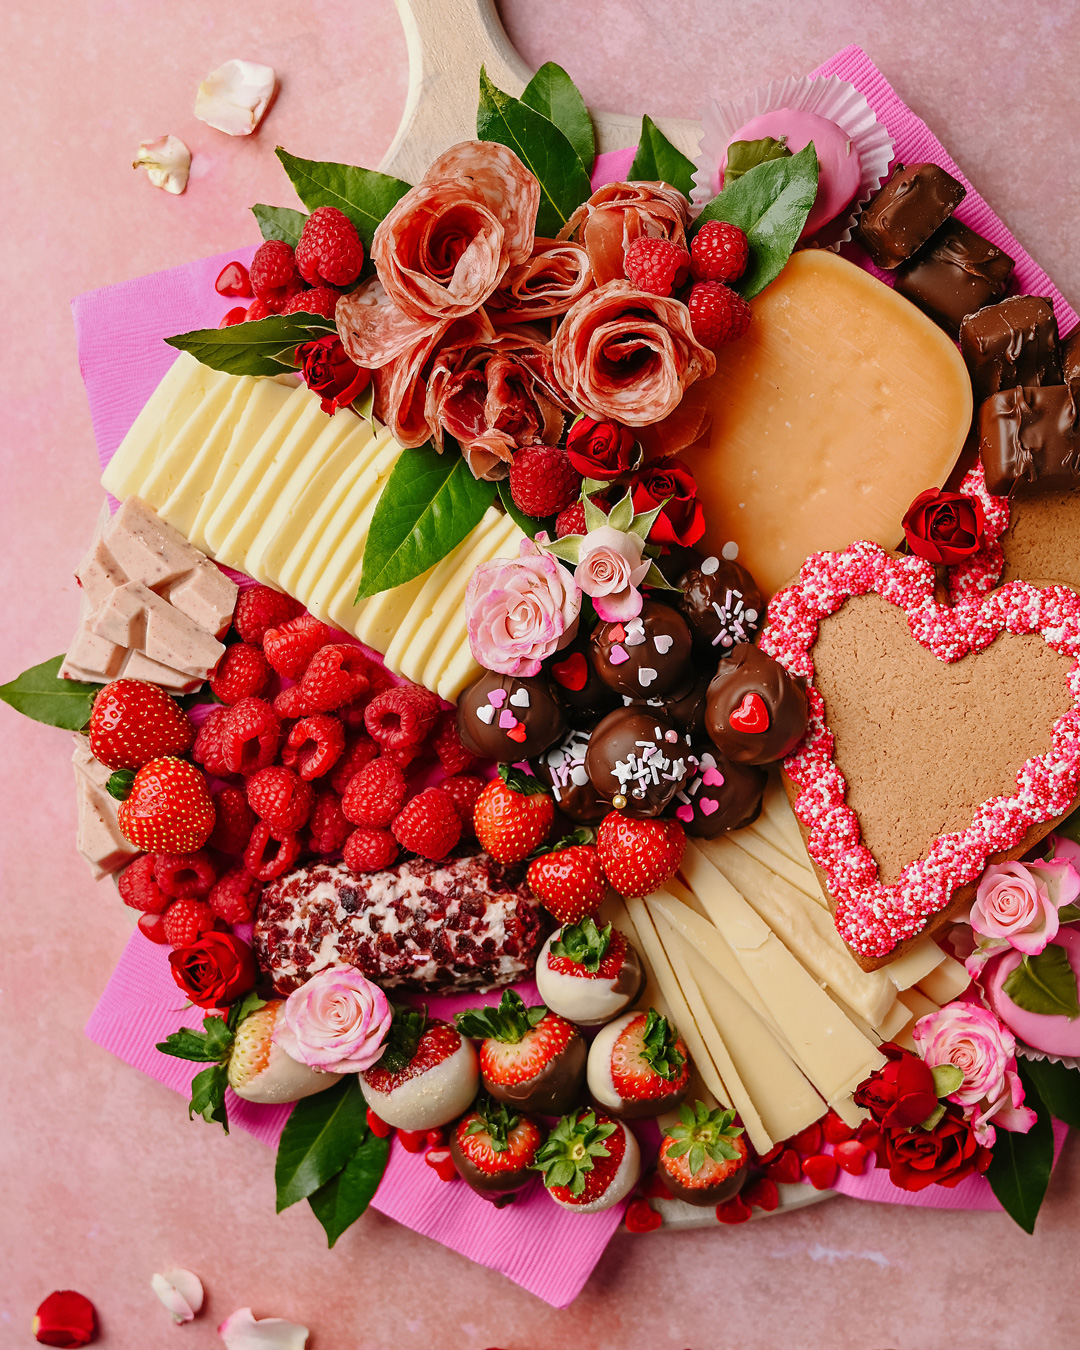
[154,993,267,1133]
[532,1109,616,1195]
[455,989,546,1044]
[666,1101,744,1176]
[640,1008,686,1082]
[551,916,612,974]
[376,1003,428,1074]
[463,1095,521,1153]
[498,763,550,797]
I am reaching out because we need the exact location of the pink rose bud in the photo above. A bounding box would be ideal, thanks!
[466,538,581,676]
[572,525,651,622]
[274,966,392,1073]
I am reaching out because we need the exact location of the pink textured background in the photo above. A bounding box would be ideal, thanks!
[3,2,1080,1347]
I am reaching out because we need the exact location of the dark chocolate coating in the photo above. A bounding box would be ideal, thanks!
[659,1154,747,1207]
[678,556,764,656]
[483,1032,587,1115]
[601,1076,689,1122]
[705,643,809,765]
[457,669,566,763]
[543,632,620,728]
[449,1127,536,1202]
[676,743,768,839]
[591,600,693,700]
[652,670,710,738]
[978,384,1080,496]
[856,162,966,269]
[1063,330,1080,395]
[960,296,1062,403]
[584,707,693,819]
[894,220,1014,337]
[532,727,609,824]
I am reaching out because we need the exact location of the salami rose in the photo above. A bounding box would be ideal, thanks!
[560,181,690,287]
[488,238,593,323]
[423,140,540,267]
[552,280,715,425]
[336,274,439,371]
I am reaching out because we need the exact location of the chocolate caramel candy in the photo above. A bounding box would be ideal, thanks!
[978,384,1080,496]
[856,162,966,269]
[584,707,693,819]
[590,600,693,700]
[457,669,566,763]
[894,220,1013,337]
[678,555,763,656]
[705,643,809,765]
[1063,329,1080,395]
[960,296,1062,403]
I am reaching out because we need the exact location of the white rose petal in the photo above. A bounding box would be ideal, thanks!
[152,1268,204,1324]
[218,1308,309,1350]
[195,60,277,136]
[133,135,191,194]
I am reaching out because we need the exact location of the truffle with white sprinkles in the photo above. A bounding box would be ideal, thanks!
[584,707,693,819]
[678,556,763,656]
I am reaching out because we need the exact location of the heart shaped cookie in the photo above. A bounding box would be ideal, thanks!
[762,540,1080,969]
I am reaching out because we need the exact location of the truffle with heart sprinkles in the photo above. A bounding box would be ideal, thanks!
[678,555,763,655]
[584,707,693,819]
[672,743,767,838]
[590,600,693,700]
[544,633,620,727]
[705,643,809,765]
[532,727,609,824]
[457,669,566,762]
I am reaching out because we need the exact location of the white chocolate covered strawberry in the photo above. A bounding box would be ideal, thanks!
[534,917,644,1026]
[587,1008,690,1119]
[228,999,334,1104]
[534,1108,641,1213]
[360,1009,479,1131]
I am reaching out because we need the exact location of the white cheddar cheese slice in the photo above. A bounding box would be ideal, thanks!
[876,998,915,1041]
[598,895,668,1019]
[916,953,971,1005]
[882,936,946,991]
[897,987,939,1020]
[136,375,253,512]
[730,825,823,902]
[350,571,432,653]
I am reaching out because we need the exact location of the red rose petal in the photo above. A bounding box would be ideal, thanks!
[822,1109,856,1145]
[33,1291,96,1347]
[425,1147,457,1182]
[802,1154,839,1190]
[834,1140,871,1176]
[792,1121,823,1156]
[742,1177,780,1212]
[624,1198,663,1232]
[715,1194,753,1224]
[763,1147,801,1185]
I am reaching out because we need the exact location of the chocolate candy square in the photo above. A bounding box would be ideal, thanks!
[960,295,1062,403]
[856,162,966,269]
[978,384,1080,495]
[1064,329,1080,394]
[895,221,1014,336]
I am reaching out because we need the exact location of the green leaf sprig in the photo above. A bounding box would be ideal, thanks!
[0,655,100,731]
[155,991,267,1131]
[520,62,595,180]
[532,1109,616,1196]
[166,312,337,378]
[664,1101,744,1177]
[551,916,613,974]
[455,989,547,1044]
[627,115,697,198]
[251,203,308,247]
[638,1008,686,1082]
[1002,945,1080,1019]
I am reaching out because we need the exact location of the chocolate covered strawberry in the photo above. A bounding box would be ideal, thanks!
[587,1008,690,1119]
[535,917,644,1026]
[658,1101,748,1207]
[534,1108,641,1213]
[361,1007,478,1131]
[456,990,586,1116]
[449,1094,544,1205]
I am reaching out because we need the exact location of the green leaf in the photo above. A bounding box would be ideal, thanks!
[228,992,268,1031]
[640,1008,686,1081]
[1057,904,1080,924]
[375,1003,427,1075]
[986,1062,1055,1233]
[188,1063,230,1131]
[275,1076,369,1212]
[166,312,337,378]
[1023,1056,1080,1129]
[540,535,582,564]
[356,443,495,598]
[931,1063,965,1098]
[456,989,546,1044]
[105,769,135,801]
[496,479,556,541]
[607,489,634,533]
[275,149,411,254]
[551,916,612,974]
[1003,947,1080,1020]
[251,203,308,247]
[477,67,594,239]
[628,115,697,198]
[723,136,792,185]
[919,1102,946,1132]
[692,143,820,299]
[520,62,595,177]
[307,1130,390,1247]
[0,655,99,730]
[156,1027,228,1063]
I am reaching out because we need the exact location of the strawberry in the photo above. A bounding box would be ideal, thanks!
[587,1008,690,1119]
[473,766,554,864]
[596,812,684,896]
[116,757,215,853]
[534,1109,641,1212]
[456,990,585,1116]
[227,999,333,1105]
[360,1012,479,1131]
[449,1095,544,1204]
[657,1100,748,1207]
[535,918,644,1026]
[527,841,606,924]
[89,678,194,771]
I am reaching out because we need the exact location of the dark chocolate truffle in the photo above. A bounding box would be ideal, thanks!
[705,643,809,765]
[532,727,609,824]
[584,707,693,819]
[678,555,763,655]
[672,743,767,838]
[591,600,693,700]
[544,632,620,728]
[856,162,966,270]
[1064,330,1080,395]
[457,669,566,763]
[635,669,710,738]
[894,220,1014,337]
[960,295,1062,403]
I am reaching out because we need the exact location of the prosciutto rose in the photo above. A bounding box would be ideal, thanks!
[553,280,715,425]
[560,180,690,286]
[488,238,593,322]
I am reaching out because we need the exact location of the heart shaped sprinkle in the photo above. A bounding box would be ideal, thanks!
[487,688,507,709]
[802,1154,839,1190]
[833,1140,869,1175]
[701,767,725,787]
[609,623,627,643]
[675,804,694,822]
[475,705,495,725]
[509,688,531,708]
[506,723,528,744]
[699,752,717,769]
[700,555,719,575]
[728,691,770,733]
[654,634,673,655]
[700,798,719,816]
[609,644,630,665]
[498,710,517,729]
[551,652,588,691]
[625,627,646,647]
[624,1198,663,1233]
[638,667,658,688]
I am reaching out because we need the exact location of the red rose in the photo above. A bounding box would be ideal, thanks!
[853,1042,939,1130]
[901,488,986,565]
[566,416,639,480]
[878,1103,993,1192]
[630,456,705,550]
[295,334,371,415]
[33,1291,97,1347]
[169,931,256,1009]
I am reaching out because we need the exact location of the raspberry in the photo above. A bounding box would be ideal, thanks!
[220,306,248,328]
[281,285,340,320]
[210,642,270,704]
[246,765,314,834]
[331,732,380,794]
[300,644,372,712]
[343,826,398,874]
[392,787,462,860]
[690,220,749,285]
[686,281,752,349]
[439,775,484,837]
[118,854,170,914]
[207,786,257,855]
[220,697,281,775]
[246,298,274,322]
[364,685,440,750]
[138,911,168,943]
[274,684,310,720]
[555,494,611,539]
[162,898,217,947]
[306,789,353,855]
[508,445,581,519]
[249,240,302,307]
[234,585,303,645]
[338,663,397,727]
[192,706,232,778]
[208,867,262,924]
[295,206,365,288]
[341,758,408,828]
[624,236,692,296]
[381,743,422,771]
[432,714,476,776]
[215,261,252,298]
[263,614,339,679]
[153,849,218,898]
[244,820,302,881]
[281,714,345,780]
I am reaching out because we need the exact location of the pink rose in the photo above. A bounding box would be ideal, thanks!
[966,859,1080,974]
[274,966,392,1074]
[573,524,651,622]
[466,537,581,676]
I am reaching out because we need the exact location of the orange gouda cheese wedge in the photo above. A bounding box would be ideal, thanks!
[673,251,972,596]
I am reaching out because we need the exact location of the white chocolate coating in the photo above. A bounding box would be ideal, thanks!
[534,933,636,1026]
[360,1035,479,1130]
[549,1121,641,1213]
[585,1011,637,1111]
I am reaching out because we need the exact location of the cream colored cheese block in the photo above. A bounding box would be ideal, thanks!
[916,954,971,1005]
[882,936,946,991]
[728,825,821,900]
[350,570,432,654]
[877,997,917,1041]
[898,987,939,1021]
[136,375,255,514]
